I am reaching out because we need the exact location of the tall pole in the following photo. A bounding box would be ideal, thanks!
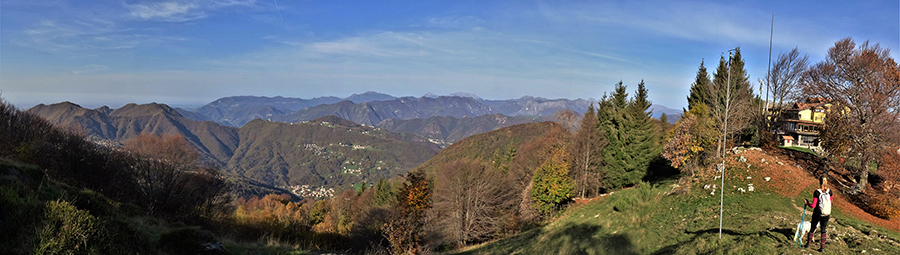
[765,11,774,126]
[719,49,734,239]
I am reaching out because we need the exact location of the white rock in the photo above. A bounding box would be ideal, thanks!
[764,177,771,181]
[747,176,752,179]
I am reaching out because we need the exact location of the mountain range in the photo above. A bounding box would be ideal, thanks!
[26,102,440,194]
[183,92,614,127]
[25,92,681,194]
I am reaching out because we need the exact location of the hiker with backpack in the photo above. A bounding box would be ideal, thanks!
[804,176,833,252]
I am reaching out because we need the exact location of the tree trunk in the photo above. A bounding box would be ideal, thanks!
[858,166,869,191]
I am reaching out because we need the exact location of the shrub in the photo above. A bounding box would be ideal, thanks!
[868,193,900,220]
[0,184,43,253]
[34,200,101,254]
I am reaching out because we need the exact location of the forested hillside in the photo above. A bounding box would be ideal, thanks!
[28,102,240,163]
[228,116,440,188]
[375,113,548,147]
[26,103,440,193]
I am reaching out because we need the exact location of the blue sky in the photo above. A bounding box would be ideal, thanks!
[1,0,897,109]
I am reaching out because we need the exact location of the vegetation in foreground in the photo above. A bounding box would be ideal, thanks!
[454,152,900,254]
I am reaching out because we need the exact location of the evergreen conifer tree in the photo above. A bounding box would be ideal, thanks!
[687,60,712,112]
[626,81,661,183]
[373,178,394,206]
[598,81,661,189]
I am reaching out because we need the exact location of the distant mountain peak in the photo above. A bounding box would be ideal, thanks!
[110,103,183,118]
[449,92,482,100]
[345,91,396,103]
[423,92,440,98]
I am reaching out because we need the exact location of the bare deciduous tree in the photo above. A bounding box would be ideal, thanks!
[433,159,513,246]
[569,105,605,198]
[767,47,810,129]
[802,38,900,192]
[125,133,228,218]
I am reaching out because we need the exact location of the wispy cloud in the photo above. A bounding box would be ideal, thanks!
[127,0,255,22]
[128,2,204,22]
[202,27,648,101]
[16,20,185,52]
[12,0,252,52]
[538,1,826,51]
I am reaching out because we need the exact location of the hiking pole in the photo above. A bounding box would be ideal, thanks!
[794,204,807,248]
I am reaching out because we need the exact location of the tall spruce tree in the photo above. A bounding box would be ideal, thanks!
[627,81,661,182]
[687,60,712,112]
[598,81,661,189]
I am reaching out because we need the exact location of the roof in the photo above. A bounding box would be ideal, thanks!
[782,135,795,140]
[791,97,830,111]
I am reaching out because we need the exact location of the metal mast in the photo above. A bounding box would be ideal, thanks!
[719,49,734,239]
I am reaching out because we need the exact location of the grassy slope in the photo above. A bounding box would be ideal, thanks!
[455,149,900,255]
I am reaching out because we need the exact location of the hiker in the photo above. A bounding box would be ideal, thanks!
[804,176,833,252]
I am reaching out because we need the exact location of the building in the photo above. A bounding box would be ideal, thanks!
[772,97,829,147]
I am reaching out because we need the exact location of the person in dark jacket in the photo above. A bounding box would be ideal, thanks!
[804,176,833,252]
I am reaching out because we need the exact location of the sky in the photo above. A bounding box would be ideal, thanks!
[1,0,898,109]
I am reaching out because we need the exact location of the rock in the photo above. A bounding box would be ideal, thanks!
[761,158,768,164]
[764,177,771,181]
[739,156,747,162]
[777,161,784,166]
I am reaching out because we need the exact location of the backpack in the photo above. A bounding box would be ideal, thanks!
[818,188,832,216]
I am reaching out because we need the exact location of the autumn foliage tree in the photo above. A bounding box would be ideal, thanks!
[802,38,900,192]
[530,147,574,215]
[663,104,718,176]
[385,169,431,255]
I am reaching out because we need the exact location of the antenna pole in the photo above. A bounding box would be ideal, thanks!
[764,11,773,127]
[719,49,734,239]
